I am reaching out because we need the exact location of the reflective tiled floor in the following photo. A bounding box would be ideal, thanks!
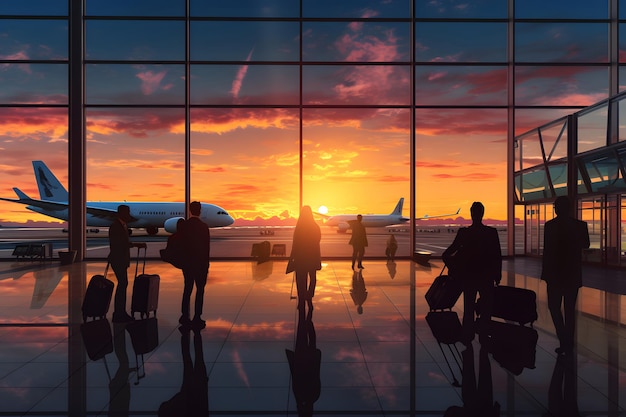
[0,257,625,416]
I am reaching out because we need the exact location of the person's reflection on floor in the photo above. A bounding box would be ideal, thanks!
[108,322,131,417]
[350,269,367,315]
[386,260,397,279]
[543,354,580,417]
[158,327,208,416]
[286,307,321,417]
[444,344,500,417]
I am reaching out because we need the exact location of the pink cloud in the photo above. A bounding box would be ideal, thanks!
[136,70,167,95]
[231,49,254,99]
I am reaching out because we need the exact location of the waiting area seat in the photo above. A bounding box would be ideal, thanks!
[12,243,52,261]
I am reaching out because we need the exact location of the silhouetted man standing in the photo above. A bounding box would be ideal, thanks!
[108,204,145,323]
[349,214,368,270]
[180,201,210,329]
[541,196,589,356]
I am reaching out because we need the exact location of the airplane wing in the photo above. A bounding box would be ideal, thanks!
[85,205,138,222]
[416,208,461,220]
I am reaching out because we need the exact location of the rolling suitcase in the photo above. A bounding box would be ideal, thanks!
[425,266,462,311]
[82,264,114,322]
[477,285,537,326]
[131,247,160,319]
[425,310,463,386]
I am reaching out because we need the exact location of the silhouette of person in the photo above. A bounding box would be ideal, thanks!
[541,196,590,356]
[108,204,146,323]
[386,234,398,262]
[179,201,210,329]
[444,344,500,417]
[350,269,367,315]
[348,214,368,269]
[289,206,321,314]
[442,202,501,344]
[108,322,131,417]
[158,327,208,417]
[286,309,321,417]
[543,354,580,417]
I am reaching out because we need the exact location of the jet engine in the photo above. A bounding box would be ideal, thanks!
[164,217,185,233]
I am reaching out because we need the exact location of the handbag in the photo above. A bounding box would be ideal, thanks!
[285,258,296,274]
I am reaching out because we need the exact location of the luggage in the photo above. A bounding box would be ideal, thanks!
[82,264,114,322]
[488,319,538,375]
[80,318,113,361]
[425,311,463,386]
[251,240,271,264]
[131,247,160,319]
[477,285,537,326]
[126,317,159,384]
[425,266,462,311]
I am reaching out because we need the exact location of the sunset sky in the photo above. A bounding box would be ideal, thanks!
[0,0,617,226]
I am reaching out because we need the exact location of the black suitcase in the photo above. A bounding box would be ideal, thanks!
[131,248,160,319]
[425,266,462,311]
[82,264,114,322]
[80,318,113,361]
[488,319,538,375]
[425,311,463,386]
[477,285,537,326]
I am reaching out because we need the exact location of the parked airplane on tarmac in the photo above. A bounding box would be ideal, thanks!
[0,161,234,235]
[317,198,460,233]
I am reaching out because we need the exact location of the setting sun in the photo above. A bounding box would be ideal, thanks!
[318,205,328,215]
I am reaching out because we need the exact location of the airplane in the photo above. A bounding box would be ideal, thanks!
[0,161,235,235]
[317,198,460,233]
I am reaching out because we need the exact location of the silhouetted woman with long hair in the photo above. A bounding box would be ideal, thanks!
[290,206,321,313]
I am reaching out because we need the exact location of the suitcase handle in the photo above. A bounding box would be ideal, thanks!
[134,246,147,277]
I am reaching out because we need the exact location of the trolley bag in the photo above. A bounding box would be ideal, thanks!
[425,265,462,311]
[126,317,159,384]
[80,318,113,361]
[477,285,537,326]
[488,319,538,375]
[425,310,463,386]
[131,247,160,319]
[82,264,114,322]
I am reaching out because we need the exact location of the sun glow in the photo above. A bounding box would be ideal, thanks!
[318,205,328,215]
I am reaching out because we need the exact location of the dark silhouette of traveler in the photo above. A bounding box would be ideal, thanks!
[350,269,367,315]
[348,214,368,269]
[543,354,580,417]
[158,327,208,417]
[444,344,500,417]
[386,233,398,262]
[108,204,146,323]
[180,201,210,330]
[386,260,397,279]
[442,202,501,344]
[286,309,321,417]
[108,322,131,417]
[541,195,590,356]
[289,205,321,314]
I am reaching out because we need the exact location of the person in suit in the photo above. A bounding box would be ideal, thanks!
[179,201,211,329]
[442,202,501,344]
[108,204,146,323]
[289,205,321,314]
[349,214,368,270]
[541,196,590,356]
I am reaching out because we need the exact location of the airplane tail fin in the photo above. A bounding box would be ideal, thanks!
[32,161,68,202]
[391,198,404,215]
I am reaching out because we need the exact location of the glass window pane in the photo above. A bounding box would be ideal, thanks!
[86,108,186,204]
[0,1,67,16]
[191,0,299,18]
[415,23,507,63]
[416,0,506,18]
[303,65,410,105]
[86,0,185,16]
[190,65,299,105]
[517,1,608,19]
[86,64,185,105]
[303,0,409,18]
[577,104,609,153]
[520,131,545,170]
[515,109,577,137]
[0,64,67,105]
[579,151,625,193]
[415,66,507,106]
[0,20,68,60]
[515,66,608,106]
[516,23,608,63]
[520,168,551,201]
[191,21,299,62]
[190,108,300,222]
[86,21,185,61]
[303,22,410,62]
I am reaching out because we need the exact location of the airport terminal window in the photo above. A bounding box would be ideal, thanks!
[303,0,409,18]
[191,0,299,18]
[0,64,68,105]
[86,0,185,17]
[0,19,68,59]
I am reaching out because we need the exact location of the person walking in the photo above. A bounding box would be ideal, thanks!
[180,201,211,329]
[289,205,321,314]
[108,204,146,323]
[541,196,590,356]
[349,214,368,270]
[442,202,501,344]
